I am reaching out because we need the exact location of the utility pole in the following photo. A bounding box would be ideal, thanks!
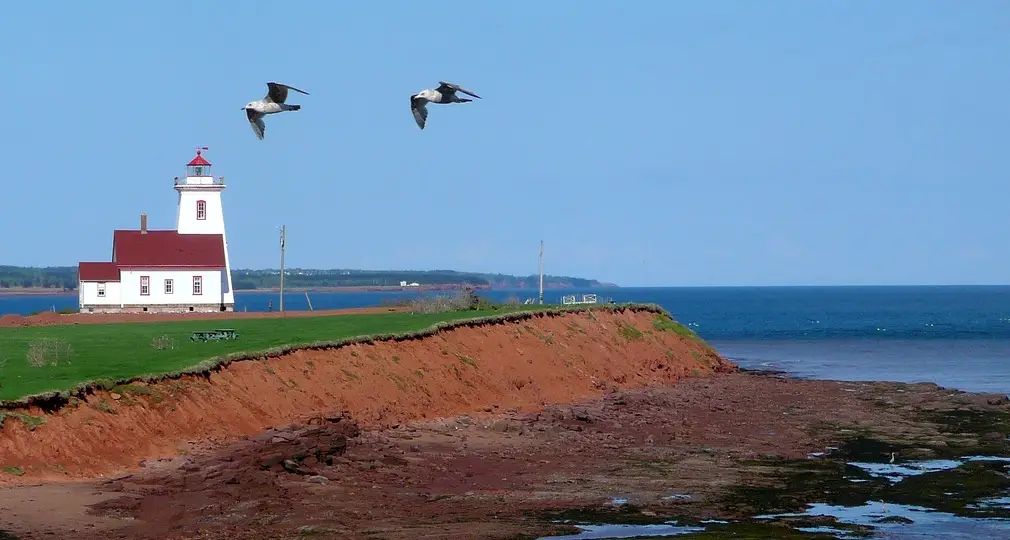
[538,240,544,305]
[279,225,286,313]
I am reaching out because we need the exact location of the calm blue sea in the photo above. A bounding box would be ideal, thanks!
[2,286,1009,394]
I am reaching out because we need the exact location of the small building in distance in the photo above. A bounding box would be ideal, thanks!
[77,149,236,313]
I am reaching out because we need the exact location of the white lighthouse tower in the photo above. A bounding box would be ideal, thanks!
[174,148,235,307]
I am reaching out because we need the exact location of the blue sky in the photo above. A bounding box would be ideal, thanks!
[0,0,1007,287]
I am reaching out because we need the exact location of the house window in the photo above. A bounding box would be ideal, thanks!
[140,276,150,296]
[97,282,106,297]
[196,200,207,220]
[193,275,203,295]
[164,279,174,294]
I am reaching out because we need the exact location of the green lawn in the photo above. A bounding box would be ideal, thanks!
[0,308,528,403]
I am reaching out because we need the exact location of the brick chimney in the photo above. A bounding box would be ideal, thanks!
[140,213,148,234]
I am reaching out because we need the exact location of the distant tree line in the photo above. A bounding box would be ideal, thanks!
[230,269,493,290]
[0,266,611,291]
[0,266,78,290]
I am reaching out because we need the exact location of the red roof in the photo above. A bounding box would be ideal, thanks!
[113,230,226,268]
[78,262,121,282]
[187,150,211,167]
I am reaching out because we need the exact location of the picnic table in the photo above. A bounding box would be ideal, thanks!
[190,328,239,342]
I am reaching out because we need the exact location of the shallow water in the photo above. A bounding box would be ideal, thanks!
[760,501,1010,539]
[713,338,1010,394]
[541,455,1010,538]
[969,496,1010,511]
[844,455,1010,484]
[536,522,703,539]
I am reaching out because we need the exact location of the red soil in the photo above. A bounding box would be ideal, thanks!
[0,306,407,327]
[0,308,734,486]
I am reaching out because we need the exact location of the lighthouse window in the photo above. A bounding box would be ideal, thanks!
[195,166,203,176]
[196,200,207,220]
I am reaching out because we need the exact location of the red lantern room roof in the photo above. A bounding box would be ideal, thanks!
[187,150,211,167]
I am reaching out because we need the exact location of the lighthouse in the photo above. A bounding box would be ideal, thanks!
[77,148,236,313]
[174,148,236,307]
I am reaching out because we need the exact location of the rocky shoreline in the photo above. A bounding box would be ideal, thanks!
[2,370,1007,539]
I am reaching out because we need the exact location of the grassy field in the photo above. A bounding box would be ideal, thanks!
[0,307,535,403]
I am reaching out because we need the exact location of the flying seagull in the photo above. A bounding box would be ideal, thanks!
[410,81,482,130]
[242,82,310,140]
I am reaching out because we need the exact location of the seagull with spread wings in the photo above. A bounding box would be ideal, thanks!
[242,82,310,140]
[410,81,482,130]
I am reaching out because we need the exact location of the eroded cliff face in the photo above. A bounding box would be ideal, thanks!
[0,307,735,484]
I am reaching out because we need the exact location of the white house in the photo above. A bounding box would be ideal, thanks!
[78,149,236,314]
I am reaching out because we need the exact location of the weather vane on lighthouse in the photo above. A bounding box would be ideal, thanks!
[195,146,209,155]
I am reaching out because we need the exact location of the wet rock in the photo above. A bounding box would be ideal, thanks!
[203,469,223,481]
[875,515,914,524]
[986,396,1009,406]
[317,470,345,482]
[980,431,1006,442]
[297,426,325,438]
[282,460,315,476]
[903,447,937,459]
[259,453,285,470]
[380,454,409,466]
[326,440,348,457]
[488,420,515,433]
[252,420,359,474]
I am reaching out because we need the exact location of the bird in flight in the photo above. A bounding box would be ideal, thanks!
[410,81,482,130]
[242,82,310,140]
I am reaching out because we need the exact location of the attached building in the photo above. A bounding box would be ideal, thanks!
[78,149,236,313]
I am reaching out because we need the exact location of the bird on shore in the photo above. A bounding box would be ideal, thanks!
[881,451,897,514]
[410,81,482,130]
[242,82,310,140]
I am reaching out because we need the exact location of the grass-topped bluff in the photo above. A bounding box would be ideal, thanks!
[0,298,703,409]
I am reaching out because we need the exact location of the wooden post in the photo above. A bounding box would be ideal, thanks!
[538,240,544,305]
[279,225,286,313]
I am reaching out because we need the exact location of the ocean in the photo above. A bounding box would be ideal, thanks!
[2,285,1008,395]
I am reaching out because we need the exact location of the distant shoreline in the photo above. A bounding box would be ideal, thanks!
[0,289,77,297]
[0,284,615,297]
